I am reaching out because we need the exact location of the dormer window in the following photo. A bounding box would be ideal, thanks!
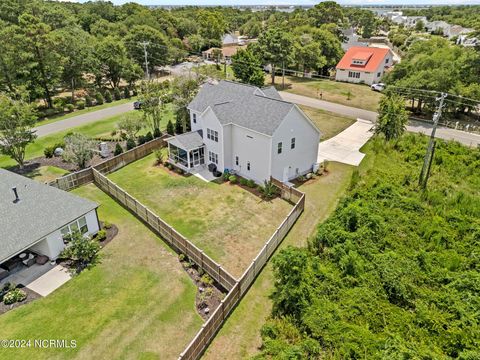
[193,113,197,123]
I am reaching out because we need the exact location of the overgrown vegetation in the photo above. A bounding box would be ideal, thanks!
[257,134,480,359]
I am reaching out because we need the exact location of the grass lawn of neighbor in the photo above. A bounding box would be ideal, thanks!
[108,154,293,278]
[278,76,382,112]
[0,184,202,360]
[0,106,173,169]
[202,162,354,359]
[299,105,356,140]
[25,166,70,183]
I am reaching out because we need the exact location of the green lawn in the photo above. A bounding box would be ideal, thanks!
[278,76,383,112]
[202,162,354,359]
[197,64,236,81]
[300,105,357,140]
[25,166,69,183]
[108,154,293,278]
[0,184,202,360]
[0,105,173,169]
[35,98,135,127]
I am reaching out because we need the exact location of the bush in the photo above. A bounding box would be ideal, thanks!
[113,88,122,101]
[44,142,65,158]
[114,143,123,156]
[3,288,27,305]
[103,221,112,229]
[260,180,279,200]
[201,274,213,286]
[126,138,136,150]
[95,92,104,105]
[123,87,130,99]
[154,149,165,165]
[179,254,186,262]
[137,135,147,145]
[96,229,107,241]
[61,231,101,274]
[76,100,85,110]
[247,179,256,188]
[104,90,113,103]
[222,171,230,181]
[84,95,93,107]
[166,120,175,135]
[144,131,154,142]
[65,103,75,112]
[153,127,161,138]
[229,175,237,184]
[240,177,248,186]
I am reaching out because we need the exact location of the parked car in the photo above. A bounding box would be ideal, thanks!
[371,83,386,92]
[133,101,143,110]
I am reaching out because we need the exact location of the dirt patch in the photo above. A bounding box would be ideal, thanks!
[179,256,226,321]
[0,286,42,315]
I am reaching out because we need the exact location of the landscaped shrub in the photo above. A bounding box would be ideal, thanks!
[44,142,65,158]
[229,175,237,184]
[113,87,122,101]
[65,103,75,112]
[167,120,175,135]
[42,108,60,118]
[114,143,123,156]
[95,92,104,105]
[222,171,230,182]
[103,221,112,229]
[96,229,107,241]
[178,254,186,262]
[104,90,113,103]
[60,231,101,274]
[240,177,248,186]
[247,179,256,188]
[123,87,130,99]
[144,131,153,142]
[154,149,164,165]
[137,135,147,145]
[126,138,136,150]
[260,180,279,200]
[153,127,161,138]
[200,274,213,286]
[3,288,27,305]
[84,95,93,107]
[76,100,86,110]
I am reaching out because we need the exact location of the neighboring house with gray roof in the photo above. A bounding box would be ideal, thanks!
[166,80,321,184]
[0,169,100,272]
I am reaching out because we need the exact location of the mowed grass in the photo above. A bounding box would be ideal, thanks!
[35,98,135,127]
[0,105,173,169]
[299,105,356,140]
[25,166,69,183]
[108,154,293,278]
[202,162,354,360]
[279,76,383,112]
[0,184,202,360]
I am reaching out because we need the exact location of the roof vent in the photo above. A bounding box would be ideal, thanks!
[12,187,20,204]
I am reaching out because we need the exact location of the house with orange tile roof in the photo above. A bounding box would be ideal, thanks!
[335,46,394,85]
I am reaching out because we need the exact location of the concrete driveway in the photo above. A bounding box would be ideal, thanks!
[317,119,374,166]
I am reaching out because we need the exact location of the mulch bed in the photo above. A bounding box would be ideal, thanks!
[0,287,42,315]
[98,222,119,248]
[179,258,226,321]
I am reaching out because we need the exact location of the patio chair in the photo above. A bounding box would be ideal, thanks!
[22,254,36,267]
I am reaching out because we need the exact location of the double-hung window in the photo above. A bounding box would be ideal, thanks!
[291,138,296,149]
[60,216,89,240]
[277,142,282,154]
[193,113,197,124]
[235,156,239,166]
[208,151,218,164]
[247,161,251,171]
[207,128,218,142]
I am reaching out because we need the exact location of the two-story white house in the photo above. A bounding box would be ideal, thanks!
[166,80,321,184]
[335,46,394,85]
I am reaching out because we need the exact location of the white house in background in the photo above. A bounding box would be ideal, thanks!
[0,169,99,280]
[445,25,474,39]
[457,34,479,47]
[335,46,394,85]
[222,33,239,46]
[425,20,450,35]
[166,80,321,184]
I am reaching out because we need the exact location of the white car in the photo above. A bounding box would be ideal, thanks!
[371,83,386,92]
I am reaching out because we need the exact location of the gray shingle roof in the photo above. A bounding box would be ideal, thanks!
[166,130,204,151]
[188,80,295,136]
[0,169,98,263]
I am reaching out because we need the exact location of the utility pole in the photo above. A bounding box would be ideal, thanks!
[419,92,447,188]
[140,41,150,80]
[282,60,285,90]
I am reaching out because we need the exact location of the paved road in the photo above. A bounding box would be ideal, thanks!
[34,102,135,138]
[280,92,480,147]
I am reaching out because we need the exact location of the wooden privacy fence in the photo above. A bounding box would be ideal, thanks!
[179,186,305,360]
[91,168,237,292]
[49,137,166,191]
[270,177,304,204]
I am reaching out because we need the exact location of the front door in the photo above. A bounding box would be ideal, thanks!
[191,148,205,167]
[283,166,290,183]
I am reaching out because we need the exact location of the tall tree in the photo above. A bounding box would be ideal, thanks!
[309,1,345,27]
[0,94,37,169]
[19,13,63,108]
[293,34,327,75]
[139,80,171,132]
[257,27,293,84]
[93,36,131,88]
[171,76,199,133]
[231,49,265,87]
[374,93,409,141]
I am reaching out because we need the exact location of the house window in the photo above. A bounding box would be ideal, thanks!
[208,151,218,164]
[61,216,89,239]
[377,72,381,77]
[207,128,218,142]
[78,216,88,234]
[291,138,296,149]
[348,71,361,79]
[247,161,251,171]
[193,113,197,124]
[385,58,389,64]
[277,142,282,154]
[235,156,239,166]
